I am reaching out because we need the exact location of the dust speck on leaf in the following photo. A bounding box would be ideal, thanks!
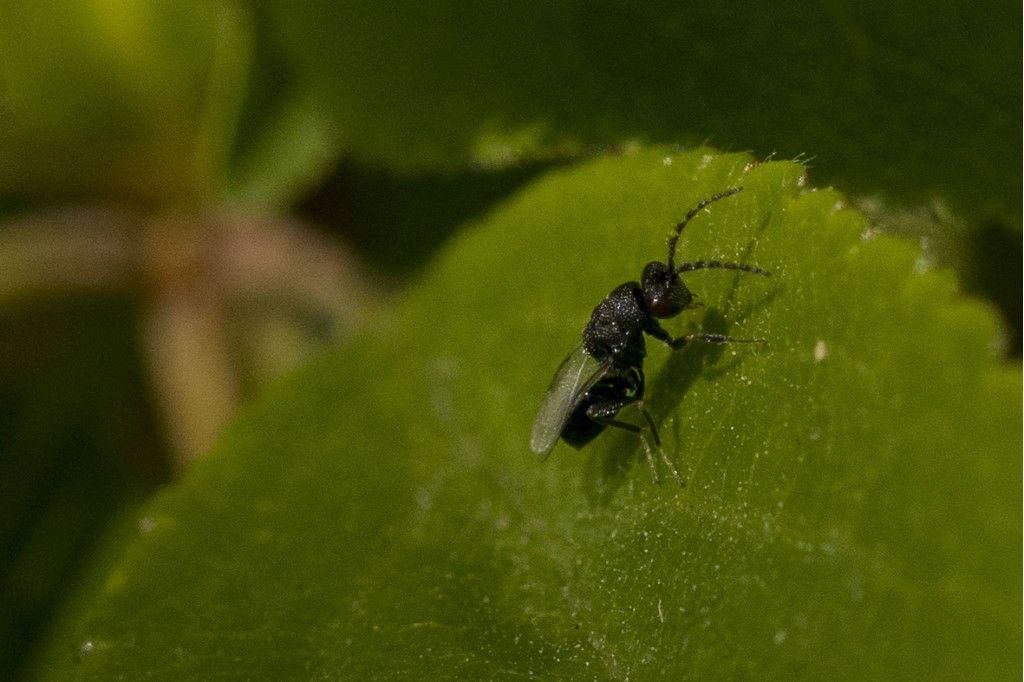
[813,339,829,362]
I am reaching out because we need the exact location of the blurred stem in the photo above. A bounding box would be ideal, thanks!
[0,208,136,298]
[0,206,379,473]
[139,212,239,472]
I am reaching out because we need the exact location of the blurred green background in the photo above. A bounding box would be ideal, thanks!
[0,1,1018,678]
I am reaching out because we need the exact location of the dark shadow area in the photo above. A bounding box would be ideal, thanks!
[0,296,168,680]
[961,219,1022,357]
[298,159,559,277]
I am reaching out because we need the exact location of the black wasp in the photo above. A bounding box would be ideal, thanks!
[529,187,769,485]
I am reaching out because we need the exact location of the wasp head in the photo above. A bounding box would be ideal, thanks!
[641,261,693,319]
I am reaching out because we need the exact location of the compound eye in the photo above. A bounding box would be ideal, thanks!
[650,298,676,318]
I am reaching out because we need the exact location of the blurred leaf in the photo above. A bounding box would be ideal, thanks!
[224,90,337,207]
[0,1,253,204]
[258,1,1020,225]
[223,12,343,208]
[35,149,1019,678]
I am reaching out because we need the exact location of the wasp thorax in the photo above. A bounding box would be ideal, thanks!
[641,261,692,318]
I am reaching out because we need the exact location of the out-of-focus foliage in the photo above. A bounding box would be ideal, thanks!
[0,3,244,203]
[1,2,1019,221]
[258,1,1021,224]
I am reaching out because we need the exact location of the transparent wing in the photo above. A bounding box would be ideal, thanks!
[530,343,609,459]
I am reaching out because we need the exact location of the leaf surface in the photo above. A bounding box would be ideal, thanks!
[39,149,1020,680]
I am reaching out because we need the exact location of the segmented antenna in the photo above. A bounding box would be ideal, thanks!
[676,260,770,277]
[667,187,743,272]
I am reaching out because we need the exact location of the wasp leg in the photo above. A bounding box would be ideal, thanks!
[670,332,766,350]
[586,399,662,484]
[637,402,684,487]
[647,323,764,353]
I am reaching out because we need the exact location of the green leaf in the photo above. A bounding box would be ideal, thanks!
[258,1,1021,224]
[224,90,338,207]
[0,2,253,204]
[37,149,1019,679]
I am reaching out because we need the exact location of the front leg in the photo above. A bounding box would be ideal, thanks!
[647,320,764,350]
[645,319,675,348]
[655,328,767,350]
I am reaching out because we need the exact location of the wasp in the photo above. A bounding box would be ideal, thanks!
[529,187,769,485]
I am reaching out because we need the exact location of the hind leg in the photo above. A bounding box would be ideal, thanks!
[586,399,663,485]
[636,402,684,486]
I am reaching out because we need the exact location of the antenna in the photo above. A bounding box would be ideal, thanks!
[667,187,743,272]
